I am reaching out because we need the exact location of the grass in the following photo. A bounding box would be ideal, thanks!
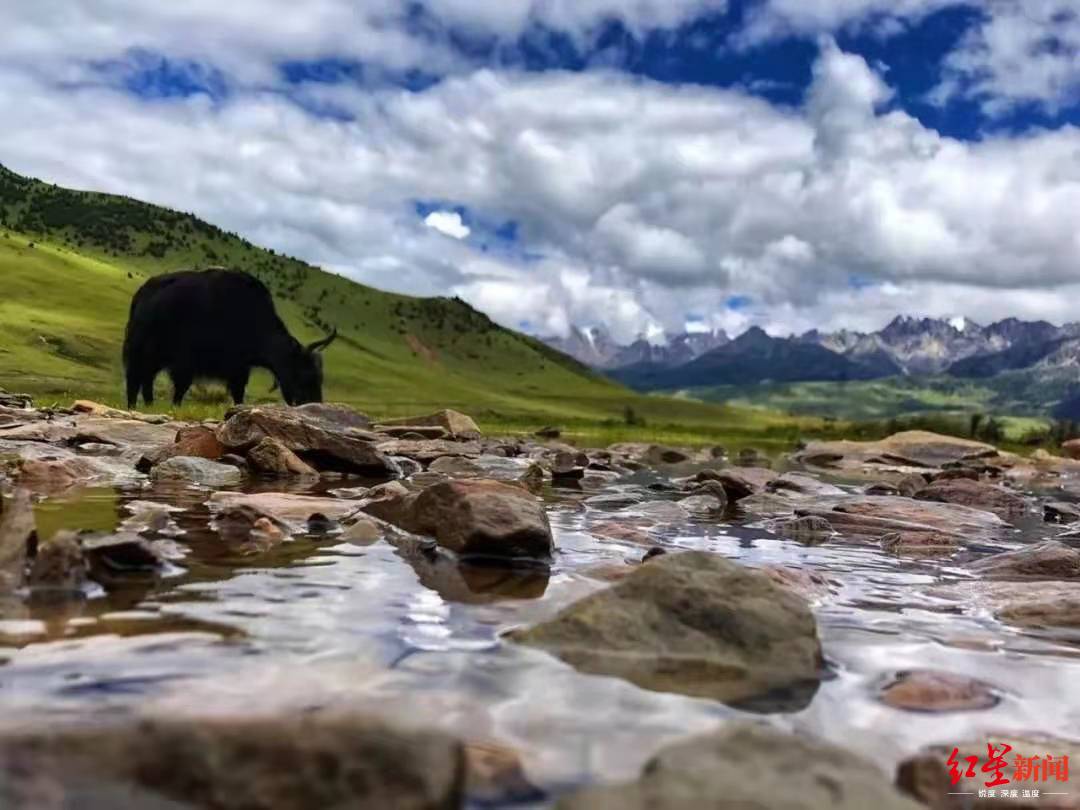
[0,166,846,449]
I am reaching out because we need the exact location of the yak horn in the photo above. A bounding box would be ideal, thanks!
[307,327,338,353]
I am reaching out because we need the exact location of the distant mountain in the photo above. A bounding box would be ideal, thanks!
[544,326,728,370]
[801,316,1080,377]
[612,326,880,389]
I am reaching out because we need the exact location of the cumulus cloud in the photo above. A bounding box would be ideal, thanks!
[0,13,1077,341]
[932,0,1080,115]
[739,0,966,45]
[424,210,471,240]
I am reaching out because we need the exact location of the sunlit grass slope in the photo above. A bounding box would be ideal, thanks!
[0,165,833,447]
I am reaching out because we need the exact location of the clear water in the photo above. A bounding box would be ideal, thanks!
[2,468,1079,806]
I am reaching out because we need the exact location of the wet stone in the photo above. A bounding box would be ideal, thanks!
[969,541,1080,580]
[558,723,922,810]
[1044,501,1080,524]
[150,456,244,488]
[878,669,1000,712]
[509,551,823,708]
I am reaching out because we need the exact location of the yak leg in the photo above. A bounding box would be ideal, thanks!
[141,375,156,407]
[169,368,194,407]
[227,369,250,405]
[126,369,142,410]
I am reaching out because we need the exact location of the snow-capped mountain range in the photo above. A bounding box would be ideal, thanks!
[544,316,1080,386]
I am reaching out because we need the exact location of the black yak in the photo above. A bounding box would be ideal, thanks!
[123,269,337,408]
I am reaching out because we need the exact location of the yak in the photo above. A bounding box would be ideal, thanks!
[123,269,337,408]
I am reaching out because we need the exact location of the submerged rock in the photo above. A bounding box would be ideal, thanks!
[150,456,244,488]
[209,492,358,528]
[914,478,1027,518]
[558,723,922,810]
[772,515,835,543]
[0,490,35,592]
[878,670,1000,712]
[969,541,1080,580]
[897,735,1080,809]
[28,531,87,590]
[363,479,554,562]
[509,551,823,708]
[0,714,465,810]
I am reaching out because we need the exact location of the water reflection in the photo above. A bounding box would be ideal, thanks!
[2,470,1080,802]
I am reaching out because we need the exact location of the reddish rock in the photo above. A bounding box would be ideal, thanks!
[138,426,225,472]
[879,670,999,712]
[970,541,1080,580]
[914,478,1027,518]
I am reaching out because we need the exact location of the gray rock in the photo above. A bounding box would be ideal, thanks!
[509,551,823,707]
[677,494,726,515]
[773,515,834,543]
[246,437,317,477]
[558,723,921,810]
[150,457,244,487]
[767,472,845,498]
[0,714,464,810]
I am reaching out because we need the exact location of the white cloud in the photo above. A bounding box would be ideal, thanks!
[932,0,1080,115]
[424,210,471,240]
[0,21,1077,341]
[739,0,966,45]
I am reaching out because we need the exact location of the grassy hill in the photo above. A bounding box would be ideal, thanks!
[0,163,827,447]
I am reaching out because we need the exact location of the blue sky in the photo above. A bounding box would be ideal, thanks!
[1,0,1078,340]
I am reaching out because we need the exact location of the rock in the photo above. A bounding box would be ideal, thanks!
[82,534,165,584]
[509,551,823,707]
[969,541,1080,580]
[590,522,655,546]
[896,473,931,497]
[714,467,777,501]
[897,735,1080,809]
[0,714,465,810]
[465,742,544,806]
[246,437,318,477]
[642,547,667,562]
[378,409,481,440]
[362,479,553,562]
[137,426,226,472]
[767,472,845,498]
[534,425,561,439]
[209,492,359,528]
[341,516,384,545]
[516,463,545,494]
[864,481,900,496]
[1045,501,1080,524]
[642,445,691,466]
[14,455,111,490]
[0,490,35,592]
[585,491,646,509]
[878,670,1000,712]
[374,425,451,440]
[760,565,833,600]
[796,431,999,473]
[558,723,922,810]
[213,505,294,548]
[0,389,32,409]
[677,494,725,515]
[929,467,980,482]
[218,404,398,477]
[377,438,483,464]
[800,495,1010,542]
[881,531,960,555]
[773,515,834,543]
[28,531,86,590]
[150,456,244,487]
[914,478,1027,518]
[1063,438,1080,460]
[429,455,483,477]
[927,580,1080,631]
[551,451,586,482]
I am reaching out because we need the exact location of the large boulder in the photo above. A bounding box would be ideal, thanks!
[914,478,1027,519]
[378,409,481,440]
[558,723,922,810]
[509,551,823,708]
[217,404,398,478]
[362,479,553,562]
[796,431,999,473]
[0,714,464,810]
